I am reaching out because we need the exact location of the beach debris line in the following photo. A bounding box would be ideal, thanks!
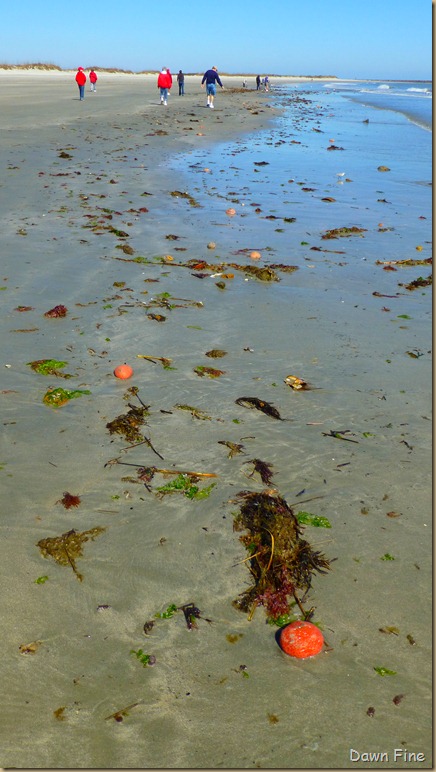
[170,190,200,207]
[37,527,106,581]
[232,490,331,622]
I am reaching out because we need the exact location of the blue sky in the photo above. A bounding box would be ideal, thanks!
[0,0,431,80]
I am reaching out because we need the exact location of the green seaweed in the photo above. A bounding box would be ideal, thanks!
[155,603,178,619]
[130,649,155,667]
[374,666,397,677]
[28,359,72,378]
[43,387,91,407]
[296,512,332,528]
[156,473,216,500]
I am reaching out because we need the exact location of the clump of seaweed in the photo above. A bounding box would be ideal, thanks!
[28,359,73,378]
[37,527,105,581]
[43,387,91,407]
[106,392,150,443]
[241,265,279,282]
[400,274,432,291]
[232,491,330,621]
[44,305,68,318]
[321,226,366,240]
[56,492,81,509]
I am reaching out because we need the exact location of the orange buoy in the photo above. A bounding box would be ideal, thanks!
[250,250,261,260]
[226,208,236,216]
[279,620,324,659]
[114,364,133,379]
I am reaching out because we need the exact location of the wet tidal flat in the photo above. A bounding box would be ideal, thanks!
[0,76,432,768]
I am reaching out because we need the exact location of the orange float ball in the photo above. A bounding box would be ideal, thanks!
[226,208,236,216]
[114,364,133,379]
[279,620,324,659]
[250,250,261,260]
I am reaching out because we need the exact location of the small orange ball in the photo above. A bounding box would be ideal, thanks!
[250,250,261,260]
[114,364,133,379]
[279,620,324,659]
[226,208,236,216]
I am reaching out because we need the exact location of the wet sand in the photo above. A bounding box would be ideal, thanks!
[0,72,432,768]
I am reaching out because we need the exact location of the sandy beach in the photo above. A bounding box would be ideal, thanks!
[0,70,432,768]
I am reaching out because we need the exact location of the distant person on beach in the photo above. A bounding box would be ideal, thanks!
[89,69,98,92]
[256,74,261,90]
[177,70,185,95]
[157,67,172,105]
[242,79,246,88]
[75,67,86,100]
[201,66,223,109]
[264,75,269,92]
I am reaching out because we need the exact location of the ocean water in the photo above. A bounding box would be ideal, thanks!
[320,79,432,132]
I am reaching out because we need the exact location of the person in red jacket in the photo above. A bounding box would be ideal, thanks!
[157,68,171,106]
[166,67,172,97]
[75,67,86,100]
[89,69,98,92]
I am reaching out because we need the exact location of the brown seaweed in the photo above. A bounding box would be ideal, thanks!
[44,305,68,318]
[321,226,366,240]
[235,396,284,420]
[232,491,331,620]
[37,527,105,581]
[248,459,274,485]
[218,440,245,458]
[106,397,150,443]
[56,492,81,509]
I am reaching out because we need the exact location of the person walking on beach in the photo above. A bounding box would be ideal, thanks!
[264,75,269,92]
[166,67,173,97]
[157,67,172,105]
[256,74,261,90]
[89,69,98,92]
[177,69,185,95]
[75,67,86,100]
[201,66,223,109]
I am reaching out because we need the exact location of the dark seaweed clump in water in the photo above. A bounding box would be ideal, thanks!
[233,491,330,620]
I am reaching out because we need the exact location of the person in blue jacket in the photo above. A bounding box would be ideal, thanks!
[201,66,223,109]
